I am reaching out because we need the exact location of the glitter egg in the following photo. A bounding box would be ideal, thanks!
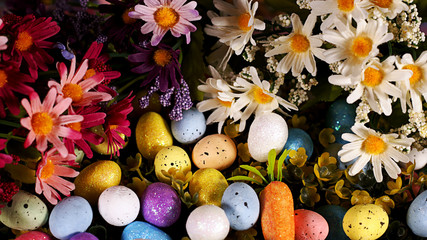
[141,182,181,227]
[171,107,206,144]
[282,128,314,160]
[294,209,329,240]
[192,134,237,170]
[74,160,121,205]
[122,221,171,240]
[343,204,388,240]
[316,205,349,240]
[407,189,427,237]
[98,186,140,226]
[69,232,98,240]
[154,146,191,183]
[135,112,173,161]
[15,231,52,240]
[186,205,230,240]
[325,99,356,144]
[189,168,229,206]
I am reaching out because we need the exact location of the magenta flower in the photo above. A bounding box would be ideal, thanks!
[129,0,201,46]
[0,139,13,168]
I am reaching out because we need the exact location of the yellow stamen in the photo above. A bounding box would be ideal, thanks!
[370,0,393,8]
[337,0,355,12]
[238,13,252,31]
[110,124,118,130]
[62,83,83,103]
[290,34,310,53]
[351,36,373,58]
[15,31,33,52]
[66,122,82,132]
[40,160,55,179]
[31,112,53,136]
[252,86,273,104]
[403,64,423,86]
[361,135,386,155]
[153,49,172,67]
[218,98,232,108]
[153,7,179,30]
[362,67,384,87]
[83,69,96,80]
[0,70,8,88]
[122,8,136,24]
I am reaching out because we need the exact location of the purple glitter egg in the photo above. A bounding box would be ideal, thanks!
[141,182,181,227]
[69,232,98,240]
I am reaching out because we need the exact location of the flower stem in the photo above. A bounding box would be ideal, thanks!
[0,120,21,128]
[0,133,25,142]
[117,74,146,94]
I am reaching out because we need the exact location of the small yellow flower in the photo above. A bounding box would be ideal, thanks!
[401,162,415,176]
[300,186,320,207]
[247,162,267,184]
[344,168,360,185]
[224,119,240,138]
[314,152,342,182]
[385,177,402,195]
[289,147,307,167]
[162,167,193,190]
[126,177,148,197]
[415,172,427,187]
[319,128,336,148]
[237,143,251,163]
[325,186,341,205]
[291,114,308,130]
[126,153,142,171]
[318,152,337,166]
[335,179,351,199]
[375,196,395,215]
[351,190,374,205]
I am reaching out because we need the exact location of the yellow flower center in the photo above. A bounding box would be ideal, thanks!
[40,160,55,179]
[83,68,97,80]
[122,8,136,24]
[15,31,33,52]
[362,67,384,87]
[337,0,355,12]
[218,98,232,108]
[0,70,8,88]
[31,112,53,136]
[153,7,179,30]
[153,49,172,67]
[361,135,387,155]
[290,34,310,53]
[403,64,423,86]
[63,83,83,103]
[371,0,393,8]
[351,36,373,58]
[252,86,273,104]
[66,122,82,132]
[238,13,252,31]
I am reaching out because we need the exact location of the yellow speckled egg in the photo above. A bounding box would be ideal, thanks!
[192,134,236,171]
[189,168,228,207]
[136,112,173,161]
[74,160,121,205]
[343,204,389,240]
[154,146,191,183]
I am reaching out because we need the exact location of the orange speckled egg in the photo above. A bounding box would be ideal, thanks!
[192,134,236,171]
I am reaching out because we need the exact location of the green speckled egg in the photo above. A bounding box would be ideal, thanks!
[343,204,388,240]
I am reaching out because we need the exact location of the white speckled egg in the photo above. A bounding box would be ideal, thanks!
[0,190,48,230]
[248,113,288,162]
[154,146,191,183]
[408,148,427,170]
[186,205,230,240]
[171,107,206,144]
[98,186,140,226]
[407,189,427,237]
[192,134,236,170]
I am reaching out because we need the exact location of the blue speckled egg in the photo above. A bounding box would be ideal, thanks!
[49,196,93,240]
[171,107,206,144]
[316,205,349,240]
[282,128,314,160]
[407,190,427,237]
[221,182,260,231]
[121,221,171,240]
[325,99,356,144]
[69,232,98,240]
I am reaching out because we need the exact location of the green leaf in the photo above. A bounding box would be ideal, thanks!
[267,149,276,182]
[240,165,268,184]
[276,149,290,181]
[227,176,264,186]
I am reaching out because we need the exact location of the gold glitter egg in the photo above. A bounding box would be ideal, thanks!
[136,112,173,161]
[189,168,228,207]
[74,160,121,205]
[154,146,191,183]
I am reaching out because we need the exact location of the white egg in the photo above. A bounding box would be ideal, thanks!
[408,148,427,170]
[98,186,140,226]
[186,205,230,240]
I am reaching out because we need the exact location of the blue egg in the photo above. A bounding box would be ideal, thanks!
[407,190,427,237]
[49,196,93,240]
[171,107,206,144]
[121,221,172,240]
[282,128,314,160]
[221,182,260,231]
[316,205,349,240]
[325,99,356,144]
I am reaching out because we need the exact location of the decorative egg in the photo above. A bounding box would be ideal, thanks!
[0,190,48,231]
[189,168,229,206]
[98,186,140,227]
[260,181,294,239]
[325,99,356,144]
[141,182,181,227]
[248,113,288,162]
[316,205,349,240]
[294,209,329,240]
[154,146,191,183]
[186,205,230,240]
[408,148,427,170]
[282,128,314,160]
[74,160,121,205]
[15,231,52,240]
[343,204,389,240]
[69,232,98,240]
[407,189,427,237]
[122,221,171,240]
[49,196,93,240]
[221,182,260,231]
[171,107,206,144]
[192,134,236,170]
[90,128,127,155]
[135,112,173,161]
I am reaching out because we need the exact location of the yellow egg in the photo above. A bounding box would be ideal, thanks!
[74,160,121,205]
[343,204,389,240]
[136,112,173,161]
[154,146,191,183]
[90,127,127,155]
[189,168,228,207]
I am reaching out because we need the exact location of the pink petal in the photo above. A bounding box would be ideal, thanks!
[71,59,89,84]
[67,57,77,82]
[56,62,68,85]
[42,88,57,113]
[48,135,68,157]
[57,126,82,140]
[53,165,79,178]
[35,135,48,153]
[51,97,72,116]
[21,99,32,116]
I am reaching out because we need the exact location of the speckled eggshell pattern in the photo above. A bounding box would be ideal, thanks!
[294,209,329,240]
[343,204,388,240]
[154,146,191,183]
[121,221,172,240]
[171,107,206,144]
[186,205,230,240]
[69,232,98,240]
[15,231,52,240]
[407,189,427,237]
[192,134,236,170]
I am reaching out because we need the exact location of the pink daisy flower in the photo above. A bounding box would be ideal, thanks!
[35,148,79,205]
[0,19,8,51]
[20,88,83,157]
[129,0,201,46]
[48,57,113,107]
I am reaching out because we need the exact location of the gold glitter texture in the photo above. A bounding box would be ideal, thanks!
[189,168,228,207]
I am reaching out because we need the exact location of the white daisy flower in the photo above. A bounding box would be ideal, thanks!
[309,0,367,30]
[339,123,414,182]
[359,0,409,19]
[329,57,411,116]
[205,0,265,70]
[395,51,427,113]
[232,66,298,132]
[196,66,242,133]
[265,14,325,77]
[323,18,393,77]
